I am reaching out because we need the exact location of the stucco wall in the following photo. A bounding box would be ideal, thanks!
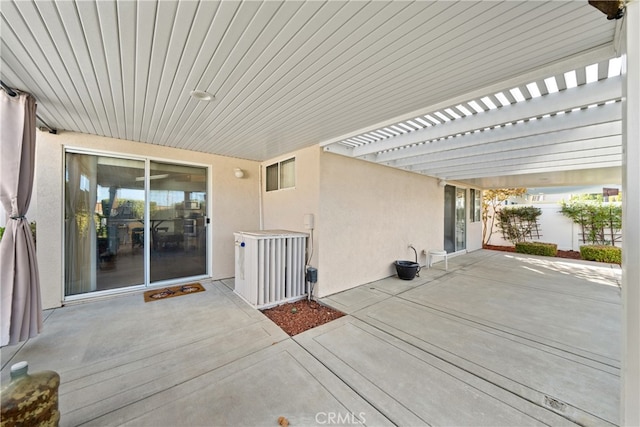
[35,131,260,309]
[317,153,444,297]
[261,145,321,271]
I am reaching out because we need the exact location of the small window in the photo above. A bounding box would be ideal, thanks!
[470,189,481,222]
[265,157,295,192]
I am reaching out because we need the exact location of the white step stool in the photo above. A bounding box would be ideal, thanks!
[428,250,448,270]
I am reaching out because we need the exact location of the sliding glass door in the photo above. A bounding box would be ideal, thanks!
[64,152,208,298]
[149,161,207,283]
[444,185,466,253]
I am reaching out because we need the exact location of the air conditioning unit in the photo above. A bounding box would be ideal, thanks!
[234,230,308,308]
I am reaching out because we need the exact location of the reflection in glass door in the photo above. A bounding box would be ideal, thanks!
[65,152,208,298]
[455,187,466,251]
[65,153,145,296]
[149,161,207,283]
[444,185,466,253]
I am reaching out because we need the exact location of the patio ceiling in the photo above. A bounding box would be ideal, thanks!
[0,0,622,187]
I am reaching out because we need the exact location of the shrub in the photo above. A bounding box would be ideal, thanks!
[0,226,4,241]
[497,206,542,244]
[560,201,621,246]
[515,242,558,257]
[580,245,622,264]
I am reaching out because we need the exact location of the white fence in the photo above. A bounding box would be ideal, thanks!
[486,203,621,251]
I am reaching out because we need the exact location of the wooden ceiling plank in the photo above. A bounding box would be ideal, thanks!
[132,0,159,141]
[187,0,375,151]
[184,1,324,150]
[312,13,610,130]
[0,53,75,132]
[195,1,429,151]
[164,0,269,148]
[76,0,120,138]
[155,1,240,146]
[136,0,180,143]
[210,1,503,148]
[2,2,88,133]
[96,0,126,139]
[225,2,592,140]
[21,0,99,135]
[143,0,201,144]
[226,11,608,154]
[116,0,137,141]
[147,1,221,145]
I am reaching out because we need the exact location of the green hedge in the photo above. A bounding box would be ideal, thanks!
[515,242,558,257]
[580,245,622,264]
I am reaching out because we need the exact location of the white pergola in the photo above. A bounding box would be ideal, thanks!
[321,54,623,189]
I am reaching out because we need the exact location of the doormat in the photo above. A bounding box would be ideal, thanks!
[143,283,205,302]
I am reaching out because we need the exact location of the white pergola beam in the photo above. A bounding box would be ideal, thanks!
[351,76,622,157]
[378,102,621,164]
[419,149,620,175]
[622,2,640,425]
[391,119,620,168]
[408,137,620,171]
[432,159,621,180]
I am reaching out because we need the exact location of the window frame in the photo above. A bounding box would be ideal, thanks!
[470,188,482,222]
[265,157,295,192]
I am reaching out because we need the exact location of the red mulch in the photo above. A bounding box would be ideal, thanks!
[261,299,345,336]
[483,244,581,260]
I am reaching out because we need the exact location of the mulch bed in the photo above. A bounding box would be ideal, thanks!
[483,244,581,260]
[261,299,345,336]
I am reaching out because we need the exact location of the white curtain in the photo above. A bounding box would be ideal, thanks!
[0,88,41,346]
[65,153,98,295]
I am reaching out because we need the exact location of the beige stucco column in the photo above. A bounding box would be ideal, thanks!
[622,1,640,425]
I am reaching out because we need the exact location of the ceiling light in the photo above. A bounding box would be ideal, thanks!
[190,90,214,101]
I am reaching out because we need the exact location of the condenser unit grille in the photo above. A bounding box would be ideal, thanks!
[234,230,308,308]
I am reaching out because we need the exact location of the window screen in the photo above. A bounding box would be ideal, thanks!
[279,158,295,189]
[266,163,279,192]
[265,157,295,192]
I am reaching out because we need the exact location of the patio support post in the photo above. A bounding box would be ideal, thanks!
[621,1,640,425]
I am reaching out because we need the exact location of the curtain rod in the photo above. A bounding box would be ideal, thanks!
[1,80,58,134]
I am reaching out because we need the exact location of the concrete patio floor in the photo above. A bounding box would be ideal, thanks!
[1,250,621,426]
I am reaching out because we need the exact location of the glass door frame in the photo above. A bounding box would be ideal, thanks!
[62,147,212,302]
[444,184,468,254]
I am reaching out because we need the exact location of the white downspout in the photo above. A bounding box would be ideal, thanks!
[258,165,264,230]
